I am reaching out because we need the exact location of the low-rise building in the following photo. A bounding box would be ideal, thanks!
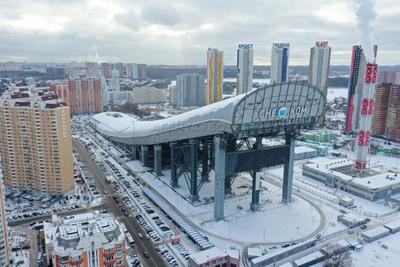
[361,226,390,242]
[383,219,400,234]
[44,212,127,266]
[303,158,400,201]
[188,247,240,267]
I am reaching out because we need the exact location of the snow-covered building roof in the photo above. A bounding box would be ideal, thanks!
[45,212,125,254]
[90,82,326,146]
[293,250,326,266]
[384,219,400,232]
[188,247,229,264]
[90,94,240,145]
[362,226,390,240]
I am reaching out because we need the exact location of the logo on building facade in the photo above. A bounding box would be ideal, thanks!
[277,107,287,118]
[258,106,306,120]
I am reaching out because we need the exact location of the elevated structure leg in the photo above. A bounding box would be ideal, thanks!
[201,141,210,182]
[214,136,226,220]
[154,144,162,176]
[170,142,178,187]
[225,176,232,195]
[250,170,260,211]
[130,145,137,160]
[141,145,148,167]
[282,133,295,204]
[189,139,199,202]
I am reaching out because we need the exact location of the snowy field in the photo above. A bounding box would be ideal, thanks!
[352,233,400,267]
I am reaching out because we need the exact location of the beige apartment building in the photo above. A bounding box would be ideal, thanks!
[0,84,74,194]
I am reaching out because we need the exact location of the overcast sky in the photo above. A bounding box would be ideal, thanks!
[0,0,398,65]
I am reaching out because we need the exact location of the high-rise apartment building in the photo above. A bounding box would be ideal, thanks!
[0,85,74,194]
[0,179,10,267]
[132,64,147,80]
[174,73,206,108]
[236,44,254,95]
[132,87,167,104]
[345,45,366,133]
[100,63,113,79]
[111,69,120,91]
[85,62,99,78]
[270,43,289,83]
[372,84,391,137]
[372,83,400,142]
[309,41,331,96]
[377,71,400,85]
[51,79,103,115]
[44,212,127,266]
[125,63,133,79]
[207,48,223,104]
[113,63,124,77]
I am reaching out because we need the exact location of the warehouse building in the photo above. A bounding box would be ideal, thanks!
[303,158,400,201]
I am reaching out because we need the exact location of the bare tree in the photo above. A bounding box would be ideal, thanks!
[323,244,353,267]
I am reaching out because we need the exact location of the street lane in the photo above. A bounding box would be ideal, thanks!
[74,139,168,267]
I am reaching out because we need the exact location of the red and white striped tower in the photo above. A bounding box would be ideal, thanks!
[355,59,378,169]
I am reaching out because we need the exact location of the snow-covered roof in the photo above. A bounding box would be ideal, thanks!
[295,146,317,154]
[362,226,390,239]
[247,247,263,258]
[90,94,242,145]
[189,247,228,264]
[351,173,400,190]
[384,219,400,231]
[293,250,326,265]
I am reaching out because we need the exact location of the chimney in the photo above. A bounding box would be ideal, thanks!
[373,45,378,64]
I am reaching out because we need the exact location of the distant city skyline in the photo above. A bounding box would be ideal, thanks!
[0,0,398,65]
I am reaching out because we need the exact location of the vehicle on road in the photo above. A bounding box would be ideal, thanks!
[143,251,149,258]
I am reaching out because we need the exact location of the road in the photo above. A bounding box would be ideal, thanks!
[73,140,168,267]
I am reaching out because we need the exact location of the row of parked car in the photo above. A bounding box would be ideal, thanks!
[135,214,161,242]
[173,244,190,261]
[142,187,214,250]
[156,246,180,267]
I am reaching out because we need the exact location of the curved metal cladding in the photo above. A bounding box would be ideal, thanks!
[90,95,241,146]
[90,82,325,145]
[231,82,326,138]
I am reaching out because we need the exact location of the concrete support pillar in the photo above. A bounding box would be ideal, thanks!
[131,145,137,160]
[224,176,232,195]
[170,142,178,187]
[214,136,226,220]
[282,133,295,204]
[189,139,199,202]
[154,144,162,176]
[201,142,210,182]
[250,170,260,211]
[141,145,148,167]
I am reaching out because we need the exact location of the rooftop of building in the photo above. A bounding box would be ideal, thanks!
[189,247,230,264]
[304,158,400,190]
[45,212,124,253]
[0,84,67,109]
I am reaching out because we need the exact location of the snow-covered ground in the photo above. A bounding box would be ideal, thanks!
[131,165,322,246]
[11,250,30,267]
[352,233,400,267]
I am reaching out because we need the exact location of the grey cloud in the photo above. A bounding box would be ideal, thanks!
[114,9,140,31]
[140,5,181,26]
[0,0,398,64]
